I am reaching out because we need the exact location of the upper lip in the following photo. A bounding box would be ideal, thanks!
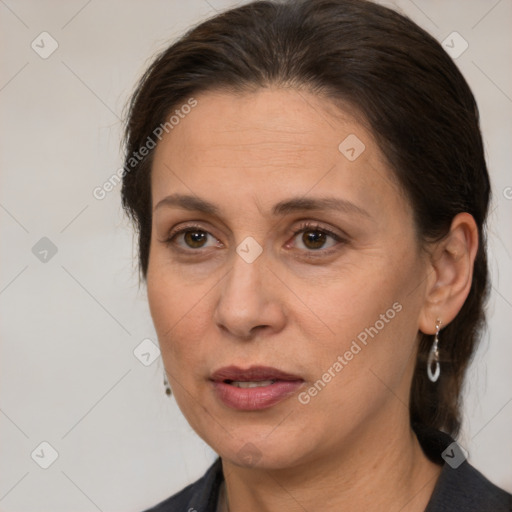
[210,365,303,382]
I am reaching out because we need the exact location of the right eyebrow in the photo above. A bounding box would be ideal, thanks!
[154,194,219,215]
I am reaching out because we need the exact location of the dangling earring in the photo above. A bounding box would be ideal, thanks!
[164,372,172,396]
[427,318,441,382]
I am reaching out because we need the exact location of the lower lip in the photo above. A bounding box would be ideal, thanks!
[212,380,304,410]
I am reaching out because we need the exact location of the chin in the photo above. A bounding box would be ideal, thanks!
[212,430,311,471]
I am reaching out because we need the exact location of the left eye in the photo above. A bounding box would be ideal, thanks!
[290,225,342,251]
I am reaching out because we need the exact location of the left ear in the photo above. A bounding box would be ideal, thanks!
[418,212,479,335]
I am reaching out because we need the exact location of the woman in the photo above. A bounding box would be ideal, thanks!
[121,0,511,510]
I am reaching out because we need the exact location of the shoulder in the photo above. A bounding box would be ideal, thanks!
[413,424,512,512]
[426,460,512,512]
[141,458,223,512]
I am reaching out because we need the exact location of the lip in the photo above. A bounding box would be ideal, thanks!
[210,365,304,411]
[210,365,303,382]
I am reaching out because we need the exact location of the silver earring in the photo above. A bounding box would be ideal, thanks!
[427,319,441,382]
[164,373,172,396]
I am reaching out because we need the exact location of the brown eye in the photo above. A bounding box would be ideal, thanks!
[183,230,208,248]
[291,224,340,252]
[302,230,328,250]
[165,226,220,251]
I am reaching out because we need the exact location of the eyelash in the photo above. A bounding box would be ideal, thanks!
[164,221,345,257]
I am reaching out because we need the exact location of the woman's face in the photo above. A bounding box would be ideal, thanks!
[147,88,430,469]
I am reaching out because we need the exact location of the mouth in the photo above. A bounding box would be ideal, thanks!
[224,379,276,388]
[210,365,304,410]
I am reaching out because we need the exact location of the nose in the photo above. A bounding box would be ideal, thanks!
[213,245,286,340]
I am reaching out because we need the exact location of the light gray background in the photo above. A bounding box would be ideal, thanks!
[0,1,511,511]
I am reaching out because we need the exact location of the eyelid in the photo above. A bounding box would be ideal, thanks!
[289,220,345,240]
[167,222,216,240]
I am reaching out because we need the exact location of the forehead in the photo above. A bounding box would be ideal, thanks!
[150,87,404,219]
[155,88,367,164]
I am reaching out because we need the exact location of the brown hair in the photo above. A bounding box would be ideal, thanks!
[121,0,490,437]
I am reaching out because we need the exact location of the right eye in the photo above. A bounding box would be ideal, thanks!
[164,224,222,251]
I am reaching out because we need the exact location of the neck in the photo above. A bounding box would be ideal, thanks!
[220,413,441,512]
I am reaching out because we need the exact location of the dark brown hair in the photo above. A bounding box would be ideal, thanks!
[121,0,490,437]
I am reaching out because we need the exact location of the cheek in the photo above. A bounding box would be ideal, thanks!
[307,253,423,381]
[297,301,418,434]
[146,259,213,372]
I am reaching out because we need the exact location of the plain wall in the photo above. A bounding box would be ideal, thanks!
[1,1,511,510]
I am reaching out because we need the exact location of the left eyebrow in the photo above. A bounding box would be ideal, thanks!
[271,196,370,218]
